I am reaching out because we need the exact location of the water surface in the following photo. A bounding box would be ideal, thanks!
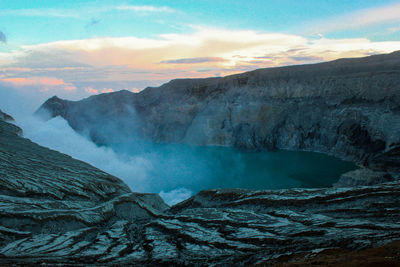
[111,142,356,196]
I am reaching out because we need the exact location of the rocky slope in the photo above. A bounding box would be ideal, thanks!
[1,111,400,265]
[0,112,168,265]
[0,109,14,122]
[37,51,400,175]
[266,240,400,266]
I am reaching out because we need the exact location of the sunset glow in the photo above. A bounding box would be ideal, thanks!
[0,0,399,101]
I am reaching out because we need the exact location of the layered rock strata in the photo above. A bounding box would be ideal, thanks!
[37,51,400,174]
[0,113,400,265]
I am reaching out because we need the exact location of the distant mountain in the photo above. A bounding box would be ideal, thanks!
[37,51,400,175]
[1,112,400,265]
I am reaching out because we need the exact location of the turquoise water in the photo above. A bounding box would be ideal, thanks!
[111,142,357,195]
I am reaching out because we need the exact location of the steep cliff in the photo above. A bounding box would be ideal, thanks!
[1,113,400,265]
[37,51,400,174]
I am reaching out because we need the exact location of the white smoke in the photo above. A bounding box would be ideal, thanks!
[0,86,355,206]
[19,116,153,191]
[0,84,194,205]
[159,188,193,206]
[15,115,197,205]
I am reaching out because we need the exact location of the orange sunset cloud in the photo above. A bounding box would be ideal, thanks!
[2,77,76,91]
[1,27,400,99]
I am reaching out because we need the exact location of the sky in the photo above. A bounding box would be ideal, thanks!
[0,0,400,106]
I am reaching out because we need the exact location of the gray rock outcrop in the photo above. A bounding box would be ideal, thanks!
[0,115,168,265]
[0,111,399,264]
[36,51,400,174]
[2,51,398,264]
[334,167,397,187]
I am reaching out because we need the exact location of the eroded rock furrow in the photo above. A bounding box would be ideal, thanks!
[1,52,400,265]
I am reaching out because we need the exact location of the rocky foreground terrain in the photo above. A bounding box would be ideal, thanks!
[37,51,400,180]
[1,109,400,265]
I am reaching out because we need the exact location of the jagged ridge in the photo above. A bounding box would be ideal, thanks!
[36,51,400,175]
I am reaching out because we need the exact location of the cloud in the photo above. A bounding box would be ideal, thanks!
[160,57,226,64]
[2,77,76,91]
[0,8,79,18]
[0,31,6,43]
[310,2,400,34]
[0,27,399,100]
[290,56,324,62]
[115,5,176,13]
[0,82,76,117]
[5,77,63,86]
[0,77,78,109]
[85,86,114,94]
[0,84,37,117]
[6,27,399,72]
[0,5,176,19]
[101,88,114,93]
[386,26,400,34]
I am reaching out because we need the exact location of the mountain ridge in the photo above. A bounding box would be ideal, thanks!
[37,51,400,178]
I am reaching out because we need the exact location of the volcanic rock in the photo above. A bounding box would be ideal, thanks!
[0,116,400,265]
[37,51,400,173]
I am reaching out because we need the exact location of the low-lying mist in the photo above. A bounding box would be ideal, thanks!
[1,89,356,206]
[18,115,194,205]
[0,86,196,205]
[17,114,356,206]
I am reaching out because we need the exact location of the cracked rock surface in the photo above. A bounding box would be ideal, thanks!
[0,114,400,265]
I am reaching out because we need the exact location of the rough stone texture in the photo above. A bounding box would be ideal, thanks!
[0,116,168,265]
[36,51,400,174]
[265,240,400,266]
[334,167,397,187]
[0,117,131,203]
[0,115,400,265]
